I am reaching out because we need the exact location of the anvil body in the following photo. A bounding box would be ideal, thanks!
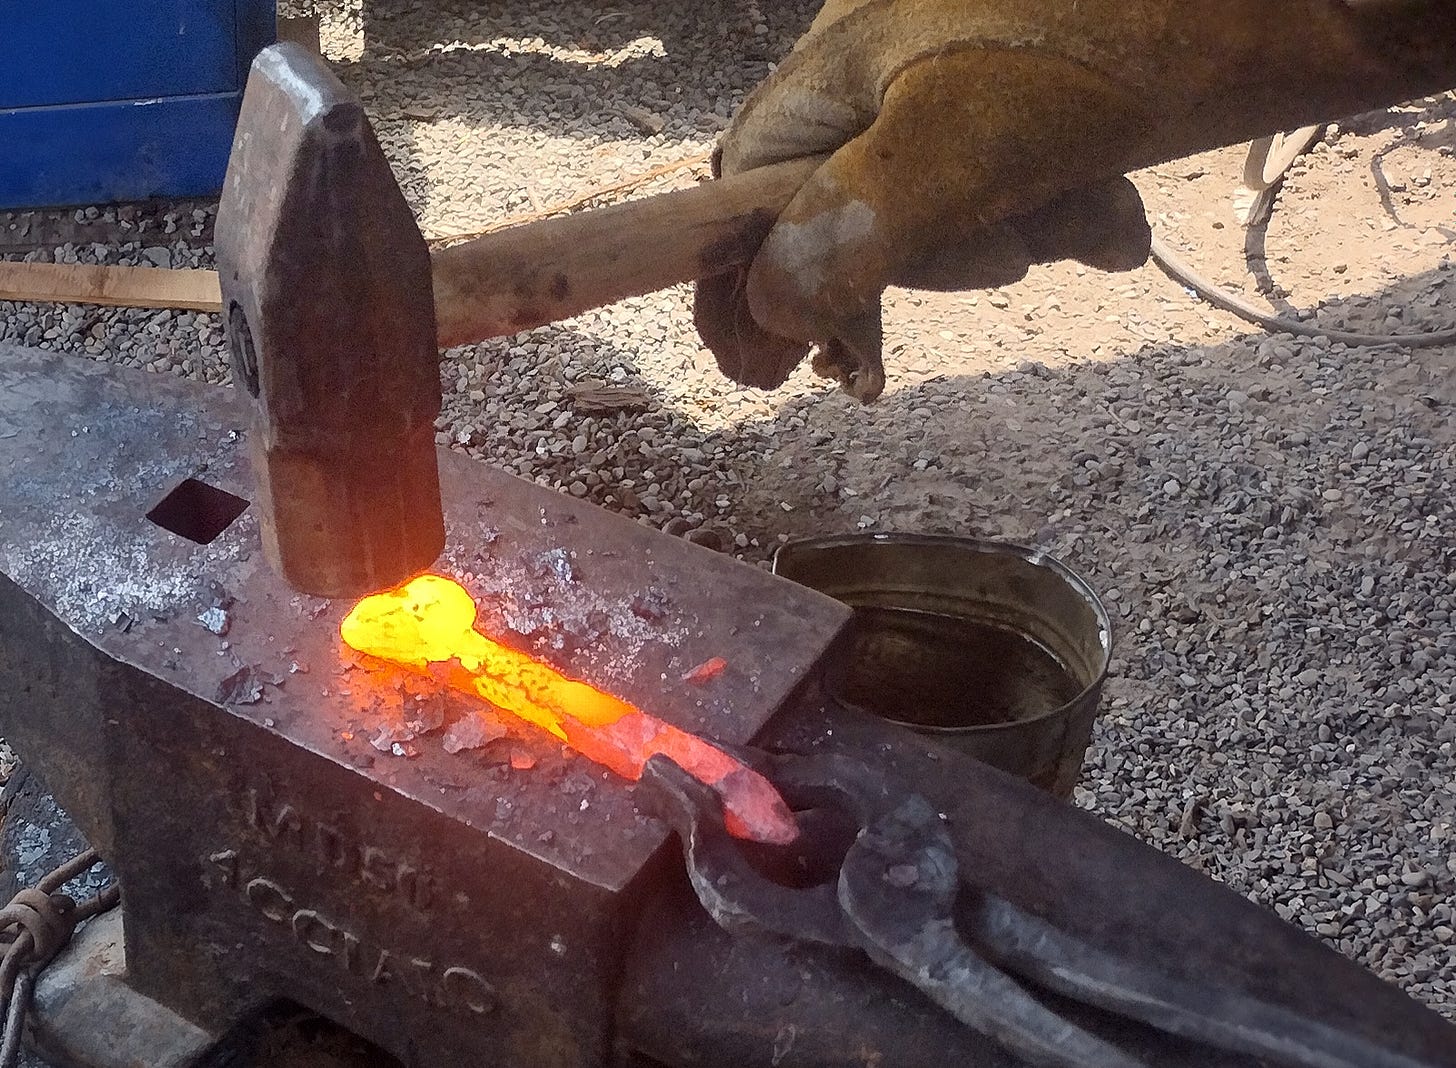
[0,343,851,1065]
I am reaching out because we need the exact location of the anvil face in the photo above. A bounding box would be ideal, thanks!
[0,344,849,1067]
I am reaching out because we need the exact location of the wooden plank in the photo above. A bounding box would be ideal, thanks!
[0,261,222,312]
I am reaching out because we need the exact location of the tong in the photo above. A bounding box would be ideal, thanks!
[642,750,1438,1068]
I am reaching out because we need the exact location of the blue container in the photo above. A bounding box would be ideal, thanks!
[0,1,275,209]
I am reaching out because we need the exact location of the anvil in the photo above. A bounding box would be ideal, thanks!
[1,343,1454,1068]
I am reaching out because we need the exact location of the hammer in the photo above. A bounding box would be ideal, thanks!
[216,43,815,599]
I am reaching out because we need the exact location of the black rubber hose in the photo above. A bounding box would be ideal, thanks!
[1149,232,1456,348]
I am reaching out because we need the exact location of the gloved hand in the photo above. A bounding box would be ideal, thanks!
[694,0,1456,401]
[694,0,1156,402]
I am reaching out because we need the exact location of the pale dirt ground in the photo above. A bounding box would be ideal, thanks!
[1,0,1453,1036]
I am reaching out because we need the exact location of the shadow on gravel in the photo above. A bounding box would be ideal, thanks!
[682,264,1451,544]
[440,321,688,498]
[330,0,815,221]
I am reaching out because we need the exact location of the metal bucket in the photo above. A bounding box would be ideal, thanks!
[773,534,1111,799]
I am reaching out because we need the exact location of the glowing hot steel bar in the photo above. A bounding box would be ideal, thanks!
[341,574,798,845]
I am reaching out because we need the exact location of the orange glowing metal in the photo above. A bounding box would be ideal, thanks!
[340,574,798,846]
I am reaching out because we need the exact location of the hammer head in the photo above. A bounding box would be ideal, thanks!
[216,43,444,599]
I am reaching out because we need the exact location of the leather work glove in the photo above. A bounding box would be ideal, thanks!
[695,0,1456,401]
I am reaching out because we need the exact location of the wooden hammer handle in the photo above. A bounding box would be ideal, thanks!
[430,156,820,349]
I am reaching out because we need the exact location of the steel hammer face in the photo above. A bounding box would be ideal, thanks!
[216,43,444,599]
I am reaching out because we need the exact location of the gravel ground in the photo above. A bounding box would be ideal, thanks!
[2,0,1453,1026]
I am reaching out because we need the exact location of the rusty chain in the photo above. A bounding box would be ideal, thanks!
[0,849,120,1068]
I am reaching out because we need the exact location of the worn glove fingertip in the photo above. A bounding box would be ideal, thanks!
[808,306,886,403]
